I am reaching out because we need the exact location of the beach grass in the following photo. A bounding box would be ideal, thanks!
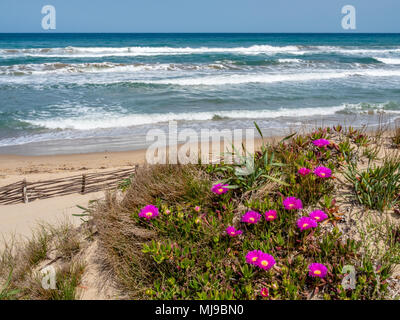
[344,154,400,212]
[0,221,85,300]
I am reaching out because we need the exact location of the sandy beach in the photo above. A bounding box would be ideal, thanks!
[0,149,148,243]
[0,137,274,242]
[0,149,147,180]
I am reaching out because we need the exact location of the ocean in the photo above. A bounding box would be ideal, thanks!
[1,33,400,155]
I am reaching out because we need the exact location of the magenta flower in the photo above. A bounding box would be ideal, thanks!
[260,287,269,298]
[211,183,229,194]
[257,253,276,271]
[138,205,159,220]
[314,166,332,178]
[297,216,318,231]
[298,167,311,176]
[312,139,330,148]
[226,226,243,237]
[264,210,277,221]
[283,197,303,210]
[246,250,262,265]
[308,263,328,278]
[194,206,201,212]
[309,210,328,222]
[241,211,261,224]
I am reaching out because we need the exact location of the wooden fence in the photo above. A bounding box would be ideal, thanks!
[0,166,138,205]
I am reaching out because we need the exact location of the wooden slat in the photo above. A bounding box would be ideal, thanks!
[0,167,137,205]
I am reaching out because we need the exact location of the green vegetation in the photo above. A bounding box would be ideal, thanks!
[92,126,399,300]
[344,156,400,212]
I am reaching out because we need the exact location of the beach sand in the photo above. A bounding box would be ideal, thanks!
[0,149,148,245]
[0,137,275,243]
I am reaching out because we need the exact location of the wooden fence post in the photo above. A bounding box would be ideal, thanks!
[22,179,28,204]
[81,174,86,194]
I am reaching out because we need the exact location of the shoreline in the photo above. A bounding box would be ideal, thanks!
[0,137,278,186]
[0,125,395,186]
[1,113,398,157]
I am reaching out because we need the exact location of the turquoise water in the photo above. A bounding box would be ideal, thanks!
[1,33,400,155]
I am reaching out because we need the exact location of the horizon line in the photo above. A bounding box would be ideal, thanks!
[1,32,400,35]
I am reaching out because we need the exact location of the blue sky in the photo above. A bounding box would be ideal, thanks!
[0,0,399,33]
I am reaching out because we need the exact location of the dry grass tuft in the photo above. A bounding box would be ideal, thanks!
[0,220,85,300]
[121,164,212,209]
[91,164,213,298]
[23,260,85,300]
[92,194,156,298]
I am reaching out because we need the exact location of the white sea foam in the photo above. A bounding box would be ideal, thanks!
[20,102,400,132]
[0,62,235,76]
[0,45,301,58]
[141,69,400,86]
[2,66,400,87]
[314,46,400,55]
[374,57,400,65]
[23,106,347,130]
[2,45,400,58]
[277,58,302,63]
[3,102,399,148]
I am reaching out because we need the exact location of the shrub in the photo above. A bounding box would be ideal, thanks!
[344,156,400,212]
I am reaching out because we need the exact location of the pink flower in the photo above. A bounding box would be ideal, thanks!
[297,216,318,231]
[226,226,243,237]
[241,211,261,224]
[314,166,332,178]
[298,167,311,176]
[312,139,330,148]
[246,250,262,265]
[283,197,303,210]
[138,205,159,220]
[308,263,328,278]
[211,183,229,194]
[194,206,201,212]
[257,253,276,271]
[264,210,277,221]
[260,287,269,298]
[309,210,328,222]
[246,251,276,271]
